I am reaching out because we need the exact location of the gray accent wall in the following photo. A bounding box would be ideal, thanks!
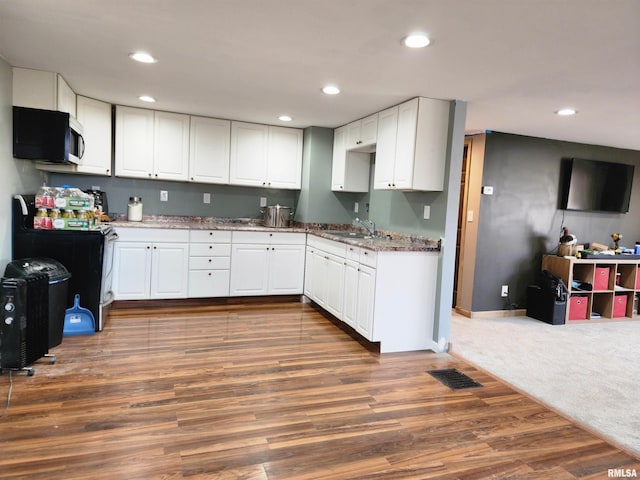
[472,132,640,311]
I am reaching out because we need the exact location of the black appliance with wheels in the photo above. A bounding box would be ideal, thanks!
[11,195,117,332]
[0,274,50,375]
[4,258,71,349]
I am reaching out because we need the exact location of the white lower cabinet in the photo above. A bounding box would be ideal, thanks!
[305,234,438,353]
[229,231,306,296]
[188,230,232,298]
[113,228,189,300]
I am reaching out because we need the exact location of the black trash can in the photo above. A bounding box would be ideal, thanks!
[4,258,71,349]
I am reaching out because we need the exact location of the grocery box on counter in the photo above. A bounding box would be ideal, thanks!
[34,216,92,230]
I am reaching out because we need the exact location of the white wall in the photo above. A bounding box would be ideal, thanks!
[0,57,44,272]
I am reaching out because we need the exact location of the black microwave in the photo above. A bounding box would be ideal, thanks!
[13,106,85,164]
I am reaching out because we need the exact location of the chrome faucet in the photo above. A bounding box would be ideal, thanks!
[353,217,375,237]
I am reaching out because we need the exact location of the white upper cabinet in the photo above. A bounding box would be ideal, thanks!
[331,125,371,192]
[374,97,450,191]
[346,113,378,152]
[153,111,190,181]
[189,116,230,184]
[74,96,112,175]
[115,106,189,181]
[230,121,303,189]
[267,126,303,189]
[13,68,77,117]
[229,122,268,187]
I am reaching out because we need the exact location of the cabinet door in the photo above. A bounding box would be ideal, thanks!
[346,121,362,150]
[331,125,347,191]
[393,98,419,189]
[342,259,358,327]
[188,270,230,298]
[113,242,152,300]
[355,264,376,340]
[303,246,315,298]
[268,244,305,294]
[229,244,270,296]
[150,243,189,299]
[267,126,303,189]
[229,121,268,187]
[154,111,190,181]
[12,68,57,111]
[76,96,112,175]
[310,249,327,306]
[56,74,76,117]
[374,105,398,189]
[115,106,154,178]
[332,126,370,193]
[189,116,230,184]
[360,114,378,146]
[324,253,345,318]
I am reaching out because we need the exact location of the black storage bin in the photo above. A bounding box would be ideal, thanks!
[526,270,567,325]
[4,258,71,348]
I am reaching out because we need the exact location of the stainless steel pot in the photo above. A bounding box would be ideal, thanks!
[263,205,293,228]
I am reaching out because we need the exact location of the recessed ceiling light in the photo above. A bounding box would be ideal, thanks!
[129,51,158,64]
[322,85,340,95]
[278,115,293,122]
[138,95,156,103]
[556,108,577,116]
[403,33,431,48]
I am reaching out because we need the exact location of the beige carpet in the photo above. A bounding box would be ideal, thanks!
[450,312,640,457]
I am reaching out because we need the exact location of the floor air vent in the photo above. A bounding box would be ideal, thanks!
[427,368,483,390]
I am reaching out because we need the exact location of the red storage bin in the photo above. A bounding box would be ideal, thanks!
[613,294,628,318]
[594,267,610,290]
[568,296,588,320]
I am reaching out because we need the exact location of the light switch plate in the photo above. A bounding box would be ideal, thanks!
[203,193,211,204]
[354,202,359,213]
[160,190,168,202]
[423,205,431,219]
[482,186,494,195]
[260,197,267,207]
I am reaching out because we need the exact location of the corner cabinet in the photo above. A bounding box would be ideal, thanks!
[115,106,190,181]
[542,255,640,323]
[374,97,450,191]
[13,68,76,117]
[331,125,371,192]
[229,122,303,189]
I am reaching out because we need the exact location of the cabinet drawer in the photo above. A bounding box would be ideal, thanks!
[345,245,360,261]
[190,243,232,256]
[190,230,232,243]
[189,256,231,270]
[307,235,346,257]
[359,248,377,268]
[115,227,189,243]
[188,270,230,297]
[233,230,305,245]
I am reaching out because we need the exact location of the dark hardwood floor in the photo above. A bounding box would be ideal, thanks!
[0,300,638,479]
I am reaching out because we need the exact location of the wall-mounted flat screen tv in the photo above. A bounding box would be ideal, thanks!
[559,158,634,213]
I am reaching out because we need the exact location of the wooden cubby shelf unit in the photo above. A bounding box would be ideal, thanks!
[541,255,640,324]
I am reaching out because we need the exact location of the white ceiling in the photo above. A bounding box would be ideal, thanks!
[1,0,638,151]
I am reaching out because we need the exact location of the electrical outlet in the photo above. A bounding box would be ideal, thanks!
[160,190,168,202]
[423,205,431,219]
[203,193,211,204]
[260,197,267,207]
[501,285,509,297]
[354,202,359,213]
